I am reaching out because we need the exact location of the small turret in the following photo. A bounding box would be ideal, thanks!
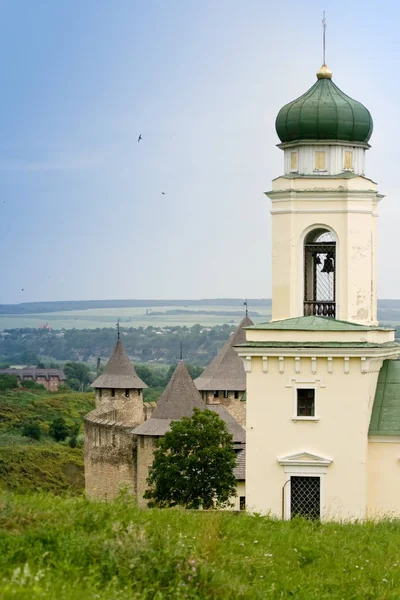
[91,338,147,424]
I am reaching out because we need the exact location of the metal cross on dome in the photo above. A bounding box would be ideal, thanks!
[322,11,327,65]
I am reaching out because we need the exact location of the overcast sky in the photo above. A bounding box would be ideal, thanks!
[1,0,399,304]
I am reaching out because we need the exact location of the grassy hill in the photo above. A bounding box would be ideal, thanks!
[1,493,400,599]
[0,387,94,494]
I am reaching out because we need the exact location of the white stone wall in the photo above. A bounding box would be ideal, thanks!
[283,144,366,176]
[245,354,383,521]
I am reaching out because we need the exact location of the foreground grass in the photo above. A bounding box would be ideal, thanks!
[1,494,400,599]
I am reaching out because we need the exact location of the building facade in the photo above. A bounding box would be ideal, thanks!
[0,368,66,391]
[236,62,400,521]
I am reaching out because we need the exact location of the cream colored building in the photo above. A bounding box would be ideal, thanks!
[237,62,400,521]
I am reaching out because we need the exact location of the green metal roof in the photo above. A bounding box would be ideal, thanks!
[247,316,392,332]
[369,361,400,436]
[276,77,373,144]
[237,341,400,349]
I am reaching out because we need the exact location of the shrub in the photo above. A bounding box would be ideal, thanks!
[21,420,41,441]
[0,375,18,391]
[21,380,46,391]
[49,417,69,442]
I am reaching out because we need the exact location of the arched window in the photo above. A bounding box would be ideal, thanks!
[304,229,336,318]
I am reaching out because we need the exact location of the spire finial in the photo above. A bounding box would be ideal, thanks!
[117,320,120,340]
[244,299,248,317]
[317,12,332,79]
[180,340,183,361]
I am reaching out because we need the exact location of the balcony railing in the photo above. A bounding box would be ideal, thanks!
[304,301,335,318]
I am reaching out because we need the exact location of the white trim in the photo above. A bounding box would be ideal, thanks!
[262,356,268,373]
[278,451,333,468]
[271,208,375,215]
[278,452,332,521]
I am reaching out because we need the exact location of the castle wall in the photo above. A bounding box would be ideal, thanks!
[136,435,158,507]
[95,388,144,424]
[202,391,246,426]
[84,413,137,500]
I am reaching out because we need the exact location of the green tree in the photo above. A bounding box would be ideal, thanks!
[49,417,70,442]
[64,362,92,391]
[144,408,237,509]
[0,374,18,390]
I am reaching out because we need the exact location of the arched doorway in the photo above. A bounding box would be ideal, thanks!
[304,229,336,318]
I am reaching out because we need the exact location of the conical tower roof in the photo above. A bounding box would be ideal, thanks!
[151,360,205,419]
[133,360,245,442]
[194,316,253,391]
[91,339,147,389]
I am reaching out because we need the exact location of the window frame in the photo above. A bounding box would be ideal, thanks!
[213,390,219,399]
[125,389,130,398]
[293,385,319,422]
[111,388,116,398]
[314,151,327,171]
[344,150,353,171]
[290,151,298,172]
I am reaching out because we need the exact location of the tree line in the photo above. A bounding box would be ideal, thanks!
[0,324,237,367]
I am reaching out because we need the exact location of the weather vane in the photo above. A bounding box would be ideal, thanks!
[180,340,183,361]
[322,11,327,65]
[117,320,120,340]
[244,299,248,317]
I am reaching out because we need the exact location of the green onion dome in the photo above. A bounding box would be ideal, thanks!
[276,65,373,144]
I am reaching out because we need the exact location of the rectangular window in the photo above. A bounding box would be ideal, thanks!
[315,151,326,170]
[125,389,130,398]
[138,389,141,396]
[213,391,219,398]
[344,150,353,170]
[234,391,239,400]
[223,390,228,399]
[297,389,315,417]
[290,151,298,171]
[99,389,102,398]
[111,389,115,398]
[239,496,246,511]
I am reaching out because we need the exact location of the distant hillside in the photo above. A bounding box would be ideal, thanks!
[0,298,272,315]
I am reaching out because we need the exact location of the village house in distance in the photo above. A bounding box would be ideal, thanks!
[0,367,66,391]
[84,319,248,508]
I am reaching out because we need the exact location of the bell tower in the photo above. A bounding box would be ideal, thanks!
[267,62,380,326]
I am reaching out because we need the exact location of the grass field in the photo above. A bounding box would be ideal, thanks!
[2,493,400,599]
[0,303,272,330]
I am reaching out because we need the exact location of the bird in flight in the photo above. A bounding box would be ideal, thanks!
[138,134,142,142]
[21,288,24,291]
[162,192,166,195]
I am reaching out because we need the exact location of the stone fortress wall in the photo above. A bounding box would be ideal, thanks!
[84,403,139,500]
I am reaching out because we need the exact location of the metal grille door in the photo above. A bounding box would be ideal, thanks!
[290,476,320,520]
